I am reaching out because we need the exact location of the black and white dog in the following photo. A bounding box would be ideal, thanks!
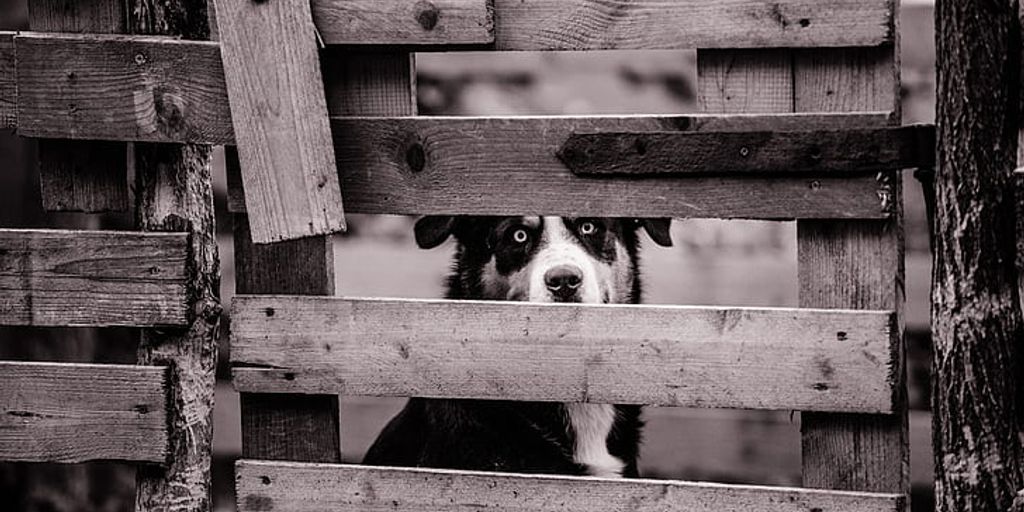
[363,216,673,477]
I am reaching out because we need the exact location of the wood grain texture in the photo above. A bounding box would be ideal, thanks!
[794,47,909,495]
[485,0,892,50]
[0,32,14,129]
[235,461,905,512]
[230,296,899,413]
[0,361,168,464]
[559,125,935,176]
[213,0,344,244]
[28,0,130,212]
[322,115,893,219]
[0,228,188,327]
[15,33,230,144]
[312,0,494,46]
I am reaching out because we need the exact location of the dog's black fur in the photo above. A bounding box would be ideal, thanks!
[363,216,672,477]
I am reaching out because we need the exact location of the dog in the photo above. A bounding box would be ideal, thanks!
[363,216,673,478]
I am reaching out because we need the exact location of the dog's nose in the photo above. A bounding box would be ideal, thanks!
[544,265,583,300]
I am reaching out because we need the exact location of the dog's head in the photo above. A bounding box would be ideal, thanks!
[415,216,672,304]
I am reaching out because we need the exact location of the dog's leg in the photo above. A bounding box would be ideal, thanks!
[564,403,625,477]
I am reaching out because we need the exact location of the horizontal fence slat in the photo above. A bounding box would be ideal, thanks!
[235,461,905,512]
[0,361,169,464]
[313,0,891,49]
[325,115,893,219]
[231,296,899,413]
[0,228,189,326]
[312,0,494,46]
[231,114,894,219]
[0,32,13,129]
[14,33,232,144]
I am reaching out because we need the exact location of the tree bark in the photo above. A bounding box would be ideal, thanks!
[934,1,1024,511]
[128,3,220,512]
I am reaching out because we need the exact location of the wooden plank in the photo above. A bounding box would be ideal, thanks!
[322,115,893,219]
[794,46,909,495]
[0,361,168,464]
[213,0,344,244]
[558,125,935,176]
[28,0,129,213]
[235,461,905,512]
[0,32,13,129]
[311,0,892,49]
[230,296,899,413]
[15,33,230,144]
[0,228,188,327]
[311,0,493,46]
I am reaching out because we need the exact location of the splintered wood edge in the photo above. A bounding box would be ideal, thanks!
[0,361,170,464]
[234,461,906,512]
[229,296,900,413]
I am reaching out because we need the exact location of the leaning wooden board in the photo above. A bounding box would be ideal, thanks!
[0,228,189,327]
[213,0,344,243]
[235,461,905,512]
[0,361,169,464]
[231,296,900,413]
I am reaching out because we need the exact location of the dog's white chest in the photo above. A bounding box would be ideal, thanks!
[564,403,624,478]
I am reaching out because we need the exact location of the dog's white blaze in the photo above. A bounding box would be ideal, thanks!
[565,403,624,477]
[529,217,602,303]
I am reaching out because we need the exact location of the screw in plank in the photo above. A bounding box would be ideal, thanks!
[739,146,750,157]
[134,53,147,65]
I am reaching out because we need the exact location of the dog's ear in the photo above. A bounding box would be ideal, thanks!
[414,216,457,249]
[639,218,673,247]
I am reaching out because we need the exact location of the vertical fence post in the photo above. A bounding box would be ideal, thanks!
[27,0,128,212]
[128,2,220,511]
[698,41,908,500]
[934,0,1024,510]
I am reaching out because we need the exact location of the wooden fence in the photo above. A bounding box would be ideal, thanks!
[0,0,931,510]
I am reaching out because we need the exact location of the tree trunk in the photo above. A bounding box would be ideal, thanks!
[934,1,1024,511]
[128,3,220,512]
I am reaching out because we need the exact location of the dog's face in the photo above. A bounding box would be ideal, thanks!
[415,216,672,304]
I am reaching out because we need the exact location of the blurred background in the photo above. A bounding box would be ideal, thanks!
[0,1,936,511]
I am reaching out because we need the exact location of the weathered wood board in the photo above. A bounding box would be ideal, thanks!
[231,296,899,413]
[0,32,13,129]
[311,0,892,49]
[15,33,230,144]
[323,115,894,219]
[794,47,909,495]
[312,0,494,46]
[235,461,905,512]
[0,229,188,326]
[0,361,169,464]
[213,0,344,243]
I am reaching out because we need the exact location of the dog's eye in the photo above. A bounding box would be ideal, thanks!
[579,221,597,236]
[511,229,529,244]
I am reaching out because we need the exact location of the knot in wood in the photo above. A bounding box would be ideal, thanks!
[406,143,427,173]
[415,1,440,31]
